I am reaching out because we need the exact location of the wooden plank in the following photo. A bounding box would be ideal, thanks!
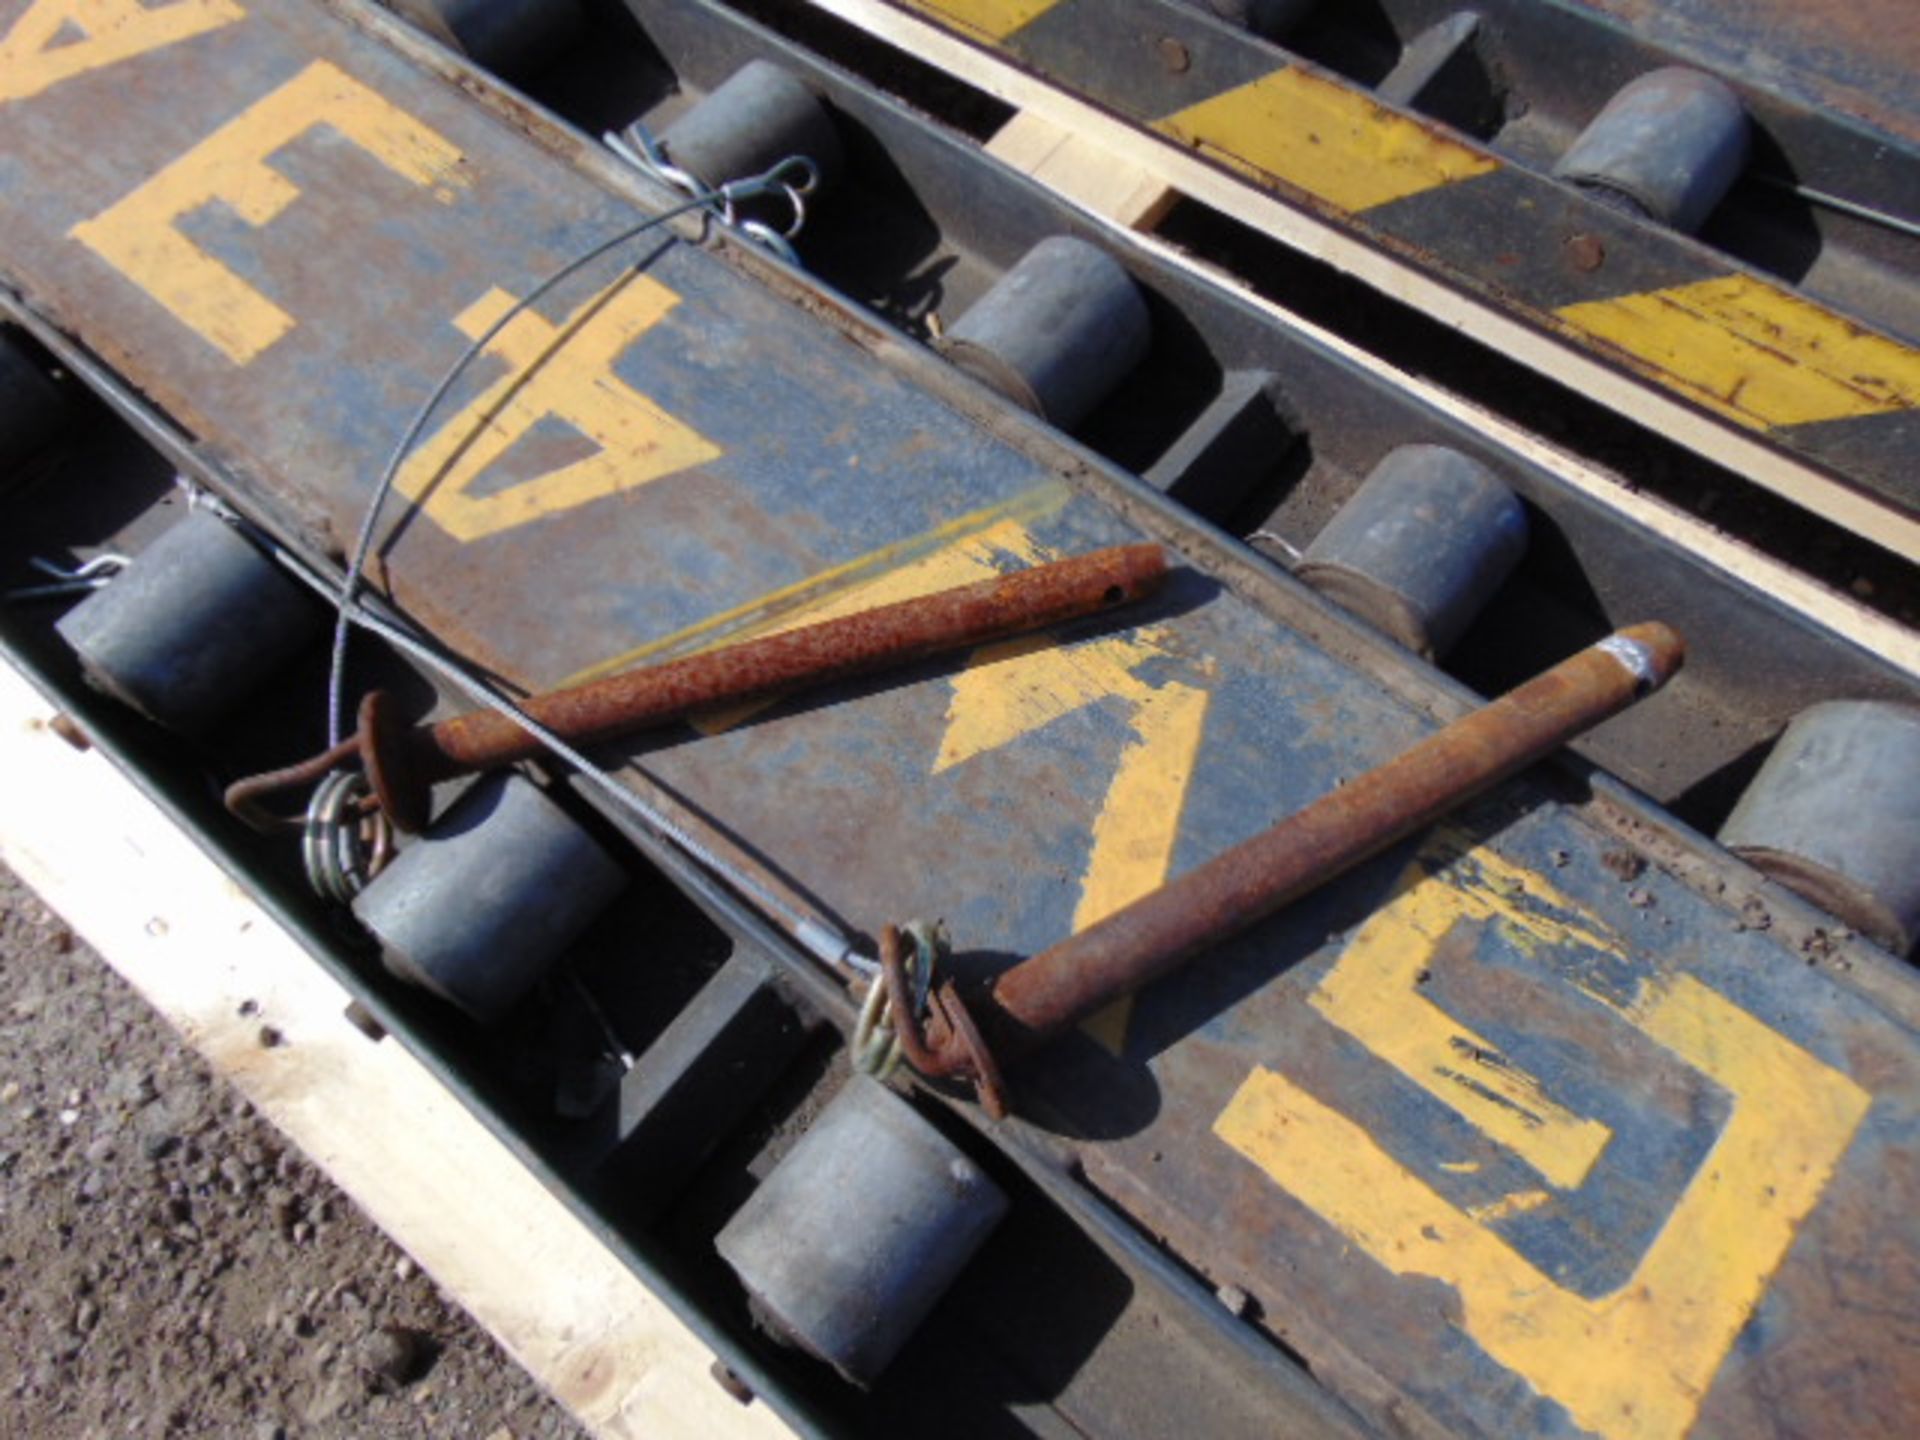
[0,657,793,1440]
[985,108,1920,681]
[810,0,1920,564]
[986,110,1178,230]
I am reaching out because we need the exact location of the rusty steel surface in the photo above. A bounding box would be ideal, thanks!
[897,625,1685,1113]
[5,2,1920,1437]
[422,542,1165,774]
[226,542,1165,829]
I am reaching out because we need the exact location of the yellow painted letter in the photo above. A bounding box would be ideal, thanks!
[0,0,244,104]
[1310,840,1619,1189]
[394,277,721,542]
[1220,974,1870,1440]
[70,60,468,363]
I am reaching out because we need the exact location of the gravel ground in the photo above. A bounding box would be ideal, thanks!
[0,861,592,1439]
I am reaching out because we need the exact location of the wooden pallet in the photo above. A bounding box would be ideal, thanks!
[0,656,792,1440]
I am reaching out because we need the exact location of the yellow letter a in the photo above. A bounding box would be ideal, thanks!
[1,0,245,105]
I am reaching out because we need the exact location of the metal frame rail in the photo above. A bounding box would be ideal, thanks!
[2,0,1918,1436]
[790,0,1920,562]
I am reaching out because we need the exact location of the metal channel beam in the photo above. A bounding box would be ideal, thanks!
[798,0,1920,561]
[2,2,1919,1438]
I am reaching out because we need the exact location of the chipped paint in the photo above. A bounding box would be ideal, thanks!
[1309,835,1621,1190]
[1219,973,1872,1440]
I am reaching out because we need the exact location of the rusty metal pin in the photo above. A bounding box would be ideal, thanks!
[888,622,1686,1117]
[227,544,1167,833]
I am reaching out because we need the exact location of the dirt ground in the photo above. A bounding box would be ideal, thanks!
[0,861,591,1439]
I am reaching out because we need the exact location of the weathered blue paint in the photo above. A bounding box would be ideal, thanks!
[3,1,1918,1435]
